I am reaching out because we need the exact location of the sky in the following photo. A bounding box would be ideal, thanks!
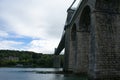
[0,0,80,54]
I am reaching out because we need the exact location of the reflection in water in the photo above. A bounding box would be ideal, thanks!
[51,74,64,80]
[0,68,87,80]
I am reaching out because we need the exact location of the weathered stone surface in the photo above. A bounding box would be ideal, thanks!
[93,11,120,79]
[53,55,60,68]
[95,0,120,12]
[55,0,120,79]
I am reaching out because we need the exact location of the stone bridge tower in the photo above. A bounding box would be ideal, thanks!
[54,0,120,80]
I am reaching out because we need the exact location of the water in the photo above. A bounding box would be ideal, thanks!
[0,68,86,80]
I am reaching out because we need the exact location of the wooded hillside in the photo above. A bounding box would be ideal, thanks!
[0,50,63,68]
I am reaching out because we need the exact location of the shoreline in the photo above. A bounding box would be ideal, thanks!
[36,71,72,74]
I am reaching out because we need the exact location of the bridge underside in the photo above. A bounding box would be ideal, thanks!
[54,34,65,55]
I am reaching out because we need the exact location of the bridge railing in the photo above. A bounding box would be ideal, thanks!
[70,0,82,9]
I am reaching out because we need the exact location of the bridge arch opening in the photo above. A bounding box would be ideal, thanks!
[76,5,91,74]
[79,6,90,32]
[71,24,76,41]
[66,24,77,71]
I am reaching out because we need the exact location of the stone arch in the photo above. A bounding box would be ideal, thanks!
[76,5,92,74]
[68,24,77,71]
[79,6,91,32]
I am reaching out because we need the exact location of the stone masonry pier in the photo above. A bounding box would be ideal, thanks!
[54,0,120,80]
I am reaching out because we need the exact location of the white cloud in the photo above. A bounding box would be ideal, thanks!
[0,30,9,37]
[0,0,80,53]
[0,0,72,39]
[26,39,59,54]
[0,40,23,50]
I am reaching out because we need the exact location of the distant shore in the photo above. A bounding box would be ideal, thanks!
[0,50,64,68]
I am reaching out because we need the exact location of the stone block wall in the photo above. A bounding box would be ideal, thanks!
[93,11,120,79]
[53,55,60,68]
[63,0,120,79]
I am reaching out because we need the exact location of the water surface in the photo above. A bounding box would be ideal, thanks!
[0,68,86,80]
